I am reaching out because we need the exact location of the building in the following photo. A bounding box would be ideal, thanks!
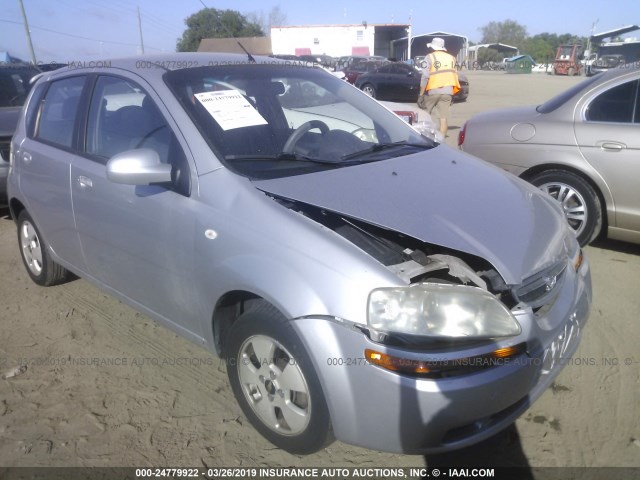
[467,43,519,66]
[590,25,640,63]
[198,37,272,56]
[270,24,409,58]
[391,32,469,66]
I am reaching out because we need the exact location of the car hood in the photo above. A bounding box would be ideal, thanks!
[254,147,567,285]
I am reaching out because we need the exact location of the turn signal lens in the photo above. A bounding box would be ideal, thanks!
[365,343,526,378]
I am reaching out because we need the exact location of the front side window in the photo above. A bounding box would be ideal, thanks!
[585,79,639,123]
[165,64,433,180]
[35,76,85,148]
[86,76,173,161]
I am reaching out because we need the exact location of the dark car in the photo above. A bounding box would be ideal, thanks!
[0,63,42,202]
[587,54,626,76]
[297,54,335,69]
[342,60,387,84]
[269,54,299,61]
[335,55,387,71]
[355,63,469,102]
[354,62,421,101]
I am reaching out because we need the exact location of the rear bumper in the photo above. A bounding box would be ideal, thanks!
[293,258,591,454]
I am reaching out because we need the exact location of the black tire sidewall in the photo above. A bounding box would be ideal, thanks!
[226,304,332,454]
[530,170,602,246]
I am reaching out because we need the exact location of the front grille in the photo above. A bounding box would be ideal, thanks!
[513,260,567,309]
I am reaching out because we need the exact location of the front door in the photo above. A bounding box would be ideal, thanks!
[70,74,201,337]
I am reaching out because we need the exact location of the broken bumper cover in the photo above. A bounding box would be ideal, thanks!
[292,258,591,454]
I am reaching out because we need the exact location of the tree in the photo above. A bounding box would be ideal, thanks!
[177,8,264,52]
[479,19,528,50]
[521,32,589,63]
[477,46,503,66]
[246,6,288,36]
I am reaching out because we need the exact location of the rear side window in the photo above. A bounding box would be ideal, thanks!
[585,79,639,123]
[35,76,85,148]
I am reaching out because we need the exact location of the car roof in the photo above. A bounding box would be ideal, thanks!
[33,52,307,85]
[537,63,639,114]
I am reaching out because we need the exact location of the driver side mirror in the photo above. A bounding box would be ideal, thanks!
[106,148,172,185]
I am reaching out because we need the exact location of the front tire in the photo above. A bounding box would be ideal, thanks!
[529,170,602,246]
[226,301,333,454]
[17,211,69,286]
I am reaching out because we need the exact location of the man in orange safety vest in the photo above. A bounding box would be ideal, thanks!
[418,37,460,137]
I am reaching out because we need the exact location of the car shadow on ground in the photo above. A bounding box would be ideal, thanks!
[590,237,640,256]
[423,424,534,479]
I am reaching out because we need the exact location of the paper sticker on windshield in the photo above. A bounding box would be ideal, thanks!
[194,90,267,130]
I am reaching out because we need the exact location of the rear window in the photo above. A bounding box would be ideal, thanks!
[536,75,601,114]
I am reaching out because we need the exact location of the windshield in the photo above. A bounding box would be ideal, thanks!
[164,64,433,179]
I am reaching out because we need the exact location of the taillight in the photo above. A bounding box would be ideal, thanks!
[458,122,466,147]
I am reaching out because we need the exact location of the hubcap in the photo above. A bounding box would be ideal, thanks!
[363,86,374,97]
[237,335,311,435]
[538,182,587,238]
[20,221,44,276]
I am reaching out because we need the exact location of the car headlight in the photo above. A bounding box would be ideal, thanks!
[368,283,521,339]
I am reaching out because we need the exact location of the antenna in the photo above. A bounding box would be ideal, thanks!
[137,6,145,54]
[197,0,255,62]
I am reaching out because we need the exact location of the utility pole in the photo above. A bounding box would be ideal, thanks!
[407,10,413,62]
[18,0,37,64]
[137,6,145,54]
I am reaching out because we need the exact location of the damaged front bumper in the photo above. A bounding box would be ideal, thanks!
[291,255,591,454]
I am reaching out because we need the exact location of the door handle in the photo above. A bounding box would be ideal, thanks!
[77,176,93,189]
[599,142,625,151]
[22,152,32,164]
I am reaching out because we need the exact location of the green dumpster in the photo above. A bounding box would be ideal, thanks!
[505,55,535,74]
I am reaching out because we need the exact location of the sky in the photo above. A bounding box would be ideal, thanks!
[1,0,638,62]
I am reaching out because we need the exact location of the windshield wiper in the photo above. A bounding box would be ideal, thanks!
[225,152,341,166]
[340,141,433,161]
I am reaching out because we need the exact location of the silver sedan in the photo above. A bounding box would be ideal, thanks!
[459,65,640,246]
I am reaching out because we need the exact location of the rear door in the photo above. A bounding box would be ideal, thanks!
[574,75,640,233]
[15,75,88,269]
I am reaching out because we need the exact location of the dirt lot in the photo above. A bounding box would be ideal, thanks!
[1,71,639,471]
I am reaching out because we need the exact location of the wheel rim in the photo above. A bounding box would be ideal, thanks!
[237,334,311,436]
[538,182,588,238]
[20,220,44,276]
[363,85,375,97]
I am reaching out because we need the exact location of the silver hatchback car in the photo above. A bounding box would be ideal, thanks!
[7,53,591,455]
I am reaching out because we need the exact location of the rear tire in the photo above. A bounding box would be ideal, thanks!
[226,301,333,454]
[17,210,69,286]
[529,170,602,246]
[361,83,376,98]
